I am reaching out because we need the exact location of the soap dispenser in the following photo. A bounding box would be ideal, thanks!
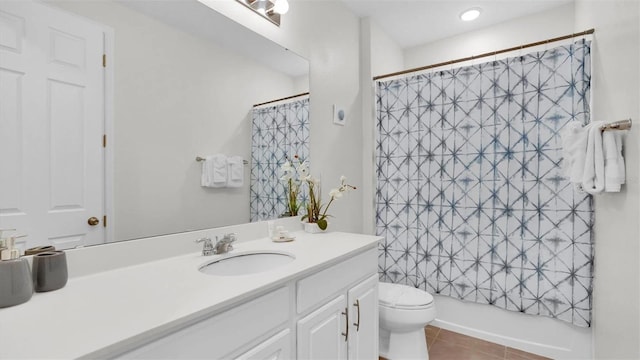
[0,235,34,308]
[0,228,16,253]
[0,236,21,260]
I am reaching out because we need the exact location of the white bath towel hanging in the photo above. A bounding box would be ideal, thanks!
[582,121,605,194]
[563,120,628,194]
[561,121,589,185]
[201,154,227,188]
[227,156,244,188]
[603,130,626,192]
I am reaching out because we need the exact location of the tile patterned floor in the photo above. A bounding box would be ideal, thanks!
[381,325,552,360]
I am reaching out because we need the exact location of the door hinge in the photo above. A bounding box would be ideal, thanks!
[102,54,106,68]
[103,134,107,148]
[103,215,107,228]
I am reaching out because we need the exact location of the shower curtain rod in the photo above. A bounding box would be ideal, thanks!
[373,28,595,81]
[253,92,310,108]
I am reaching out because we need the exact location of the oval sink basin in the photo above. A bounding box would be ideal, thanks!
[198,251,295,276]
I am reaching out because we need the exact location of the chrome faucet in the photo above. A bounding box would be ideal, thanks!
[195,237,215,256]
[195,233,236,256]
[214,233,236,254]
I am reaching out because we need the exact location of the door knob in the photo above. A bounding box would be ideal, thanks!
[87,217,100,226]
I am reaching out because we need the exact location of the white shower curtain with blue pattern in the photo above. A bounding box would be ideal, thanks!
[375,40,593,326]
[250,97,310,221]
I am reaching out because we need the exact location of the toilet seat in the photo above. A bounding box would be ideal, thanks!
[379,301,434,310]
[379,282,434,309]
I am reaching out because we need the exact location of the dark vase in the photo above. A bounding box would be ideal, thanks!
[32,251,68,292]
[0,259,34,308]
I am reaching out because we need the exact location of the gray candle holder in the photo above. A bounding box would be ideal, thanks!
[32,251,68,292]
[0,258,34,308]
[24,245,56,256]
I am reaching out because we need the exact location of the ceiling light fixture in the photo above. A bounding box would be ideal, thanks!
[460,8,481,22]
[273,0,289,15]
[255,0,267,15]
[235,0,289,26]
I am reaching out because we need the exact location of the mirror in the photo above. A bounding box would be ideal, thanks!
[0,0,309,250]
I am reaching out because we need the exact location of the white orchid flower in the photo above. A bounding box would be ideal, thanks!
[329,188,343,199]
[297,161,309,176]
[281,161,293,172]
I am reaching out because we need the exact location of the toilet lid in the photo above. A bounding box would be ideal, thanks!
[378,282,433,308]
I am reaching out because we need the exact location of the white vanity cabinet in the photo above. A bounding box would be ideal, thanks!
[235,329,292,360]
[296,276,378,360]
[116,247,378,360]
[117,287,292,360]
[347,275,379,360]
[298,295,349,359]
[296,249,378,360]
[0,231,382,359]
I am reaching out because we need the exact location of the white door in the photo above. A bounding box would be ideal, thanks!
[0,0,106,250]
[297,295,348,360]
[347,275,379,360]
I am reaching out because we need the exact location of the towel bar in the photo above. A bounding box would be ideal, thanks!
[600,119,632,131]
[196,156,248,165]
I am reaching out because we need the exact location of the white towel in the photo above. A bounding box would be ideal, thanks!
[227,156,244,188]
[582,121,605,194]
[561,121,589,185]
[562,120,628,194]
[603,131,625,192]
[201,154,227,188]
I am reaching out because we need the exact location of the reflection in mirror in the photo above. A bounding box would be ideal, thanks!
[0,0,309,251]
[250,94,310,221]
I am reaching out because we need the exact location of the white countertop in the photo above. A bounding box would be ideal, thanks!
[0,231,380,359]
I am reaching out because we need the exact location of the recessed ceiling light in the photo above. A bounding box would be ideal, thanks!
[460,8,481,22]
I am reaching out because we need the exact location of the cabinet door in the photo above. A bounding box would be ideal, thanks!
[347,275,378,360]
[297,295,348,360]
[235,329,291,360]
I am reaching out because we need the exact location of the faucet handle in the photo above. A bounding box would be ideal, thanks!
[195,237,214,256]
[223,233,237,243]
[212,234,234,254]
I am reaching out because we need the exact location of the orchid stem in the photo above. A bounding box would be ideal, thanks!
[320,197,335,220]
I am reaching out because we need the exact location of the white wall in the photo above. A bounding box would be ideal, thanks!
[404,3,576,69]
[574,1,640,358]
[293,74,310,94]
[360,18,405,235]
[199,0,364,233]
[48,1,304,241]
[368,19,405,77]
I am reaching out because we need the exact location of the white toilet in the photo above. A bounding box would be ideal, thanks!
[378,282,436,360]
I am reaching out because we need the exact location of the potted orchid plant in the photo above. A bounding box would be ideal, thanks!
[279,155,308,217]
[301,175,356,231]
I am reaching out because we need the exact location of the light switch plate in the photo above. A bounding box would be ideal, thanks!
[333,104,346,126]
